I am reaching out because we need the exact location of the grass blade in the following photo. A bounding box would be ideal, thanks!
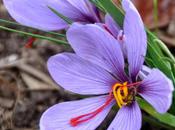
[0,18,66,38]
[0,25,68,45]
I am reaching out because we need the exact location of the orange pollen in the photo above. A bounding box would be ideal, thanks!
[69,81,142,127]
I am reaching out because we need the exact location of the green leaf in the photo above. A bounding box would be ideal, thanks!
[144,54,156,67]
[143,115,175,130]
[98,0,124,26]
[89,0,105,12]
[0,18,66,38]
[48,6,73,24]
[160,57,175,76]
[137,97,175,129]
[155,38,175,62]
[147,35,174,80]
[0,25,68,45]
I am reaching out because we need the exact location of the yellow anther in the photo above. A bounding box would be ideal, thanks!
[113,83,122,108]
[122,82,128,99]
[114,94,122,108]
[112,82,129,108]
[123,82,127,86]
[117,88,126,106]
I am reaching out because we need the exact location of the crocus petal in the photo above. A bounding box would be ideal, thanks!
[139,65,152,79]
[104,14,127,58]
[67,23,127,81]
[3,0,98,31]
[138,69,174,113]
[122,0,147,79]
[66,0,100,22]
[108,101,141,130]
[105,14,120,38]
[3,0,67,31]
[40,96,114,130]
[48,52,117,95]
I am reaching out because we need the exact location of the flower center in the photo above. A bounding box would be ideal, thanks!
[112,81,141,108]
[112,82,128,108]
[69,81,141,127]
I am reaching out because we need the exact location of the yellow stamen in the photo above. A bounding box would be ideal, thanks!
[112,82,129,108]
[117,87,126,105]
[122,82,128,99]
[112,83,122,108]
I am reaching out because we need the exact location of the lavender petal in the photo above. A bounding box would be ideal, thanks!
[47,52,117,95]
[105,14,121,38]
[108,101,142,130]
[122,0,147,79]
[139,69,174,113]
[67,23,128,81]
[40,96,114,130]
[3,0,99,31]
[3,0,67,31]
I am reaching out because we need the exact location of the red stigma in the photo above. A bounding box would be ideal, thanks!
[25,32,38,48]
[25,37,36,48]
[69,81,142,127]
[70,92,113,127]
[126,81,142,87]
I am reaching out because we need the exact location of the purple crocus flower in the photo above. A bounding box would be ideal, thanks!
[3,0,100,31]
[40,0,174,130]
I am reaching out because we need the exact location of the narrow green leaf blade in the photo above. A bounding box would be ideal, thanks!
[48,6,73,24]
[0,18,66,38]
[98,0,124,26]
[137,98,175,128]
[0,26,68,45]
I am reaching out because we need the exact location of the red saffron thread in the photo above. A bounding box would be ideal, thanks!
[25,32,38,48]
[70,81,142,127]
[70,93,113,127]
[25,37,36,48]
[126,81,142,87]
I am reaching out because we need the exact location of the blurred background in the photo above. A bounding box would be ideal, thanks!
[0,0,175,130]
